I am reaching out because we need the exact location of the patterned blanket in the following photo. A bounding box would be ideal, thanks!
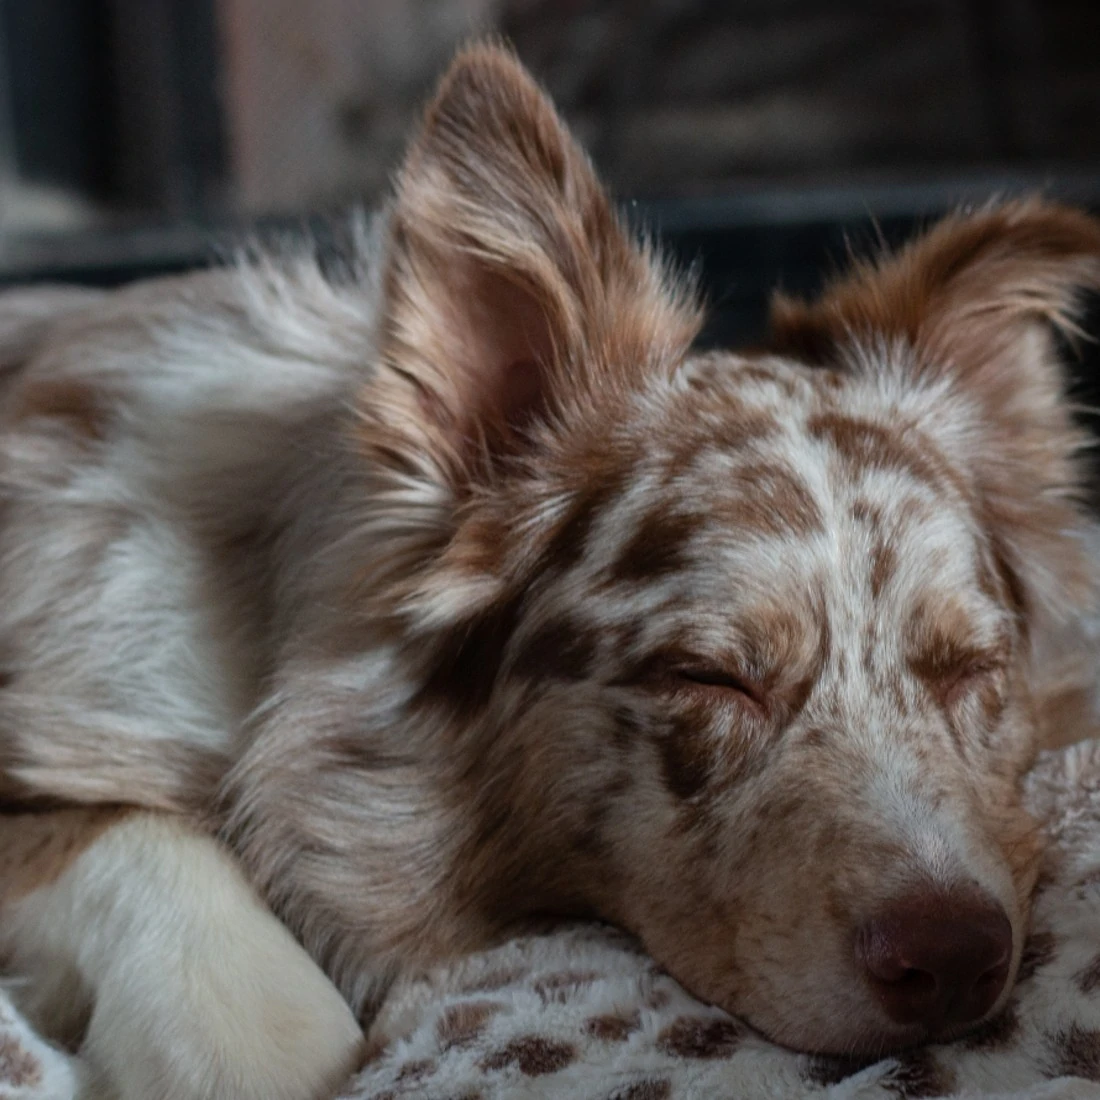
[5,741,1100,1099]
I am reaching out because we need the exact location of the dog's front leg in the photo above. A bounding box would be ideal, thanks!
[0,808,364,1100]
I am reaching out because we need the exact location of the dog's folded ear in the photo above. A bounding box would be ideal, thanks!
[770,200,1100,623]
[361,42,698,490]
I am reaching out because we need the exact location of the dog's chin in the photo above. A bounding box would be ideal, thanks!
[753,1004,1013,1061]
[754,1021,925,1061]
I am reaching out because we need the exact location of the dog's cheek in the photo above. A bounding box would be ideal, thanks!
[992,802,1044,910]
[667,792,878,1046]
[579,737,750,995]
[601,761,837,1022]
[965,693,1045,903]
[971,745,1044,912]
[453,687,660,923]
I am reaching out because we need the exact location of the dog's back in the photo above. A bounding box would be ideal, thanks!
[0,262,384,810]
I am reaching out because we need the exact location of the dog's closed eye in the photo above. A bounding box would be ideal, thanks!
[672,665,767,711]
[939,659,1007,708]
[911,648,1007,709]
[624,651,769,713]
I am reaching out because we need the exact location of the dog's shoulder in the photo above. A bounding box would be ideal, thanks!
[0,233,388,811]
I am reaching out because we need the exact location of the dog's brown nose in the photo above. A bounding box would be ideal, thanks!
[856,890,1012,1032]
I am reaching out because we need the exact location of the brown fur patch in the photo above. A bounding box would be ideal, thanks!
[539,474,624,574]
[1051,1024,1100,1080]
[907,597,1008,707]
[909,632,989,685]
[801,727,828,750]
[1016,929,1058,983]
[661,392,778,474]
[711,408,782,453]
[585,1010,641,1042]
[415,592,525,716]
[869,538,898,601]
[395,1057,436,1083]
[1079,955,1100,996]
[657,708,714,802]
[531,969,601,1004]
[458,966,529,994]
[511,618,598,683]
[734,361,797,393]
[0,807,131,906]
[807,412,959,498]
[607,1081,672,1100]
[10,378,107,441]
[611,511,702,583]
[884,1050,956,1098]
[850,498,885,528]
[803,1054,874,1087]
[723,462,823,539]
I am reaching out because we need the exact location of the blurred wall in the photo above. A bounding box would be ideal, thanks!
[216,0,1100,213]
[1,0,1099,230]
[219,0,497,212]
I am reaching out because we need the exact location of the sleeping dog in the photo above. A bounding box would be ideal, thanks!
[2,42,1099,1098]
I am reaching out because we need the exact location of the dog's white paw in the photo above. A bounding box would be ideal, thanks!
[79,818,363,1100]
[83,918,363,1100]
[3,813,363,1100]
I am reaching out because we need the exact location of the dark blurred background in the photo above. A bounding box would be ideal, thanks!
[0,0,1098,354]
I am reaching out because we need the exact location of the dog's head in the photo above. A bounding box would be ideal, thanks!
[287,47,1100,1053]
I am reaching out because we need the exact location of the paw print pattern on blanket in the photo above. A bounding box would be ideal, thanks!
[343,741,1100,1099]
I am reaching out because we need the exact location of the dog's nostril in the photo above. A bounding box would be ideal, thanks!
[895,968,936,998]
[856,888,1012,1032]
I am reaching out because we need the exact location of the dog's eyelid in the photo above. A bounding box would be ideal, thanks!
[909,633,1008,679]
[674,664,767,706]
[911,647,1008,706]
[961,653,1006,675]
[626,647,769,706]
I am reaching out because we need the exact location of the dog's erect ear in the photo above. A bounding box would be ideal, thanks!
[770,201,1100,621]
[362,43,698,488]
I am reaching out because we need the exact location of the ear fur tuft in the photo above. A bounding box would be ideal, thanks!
[360,42,699,491]
[772,199,1100,625]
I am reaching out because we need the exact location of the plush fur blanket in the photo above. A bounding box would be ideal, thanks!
[6,741,1100,1100]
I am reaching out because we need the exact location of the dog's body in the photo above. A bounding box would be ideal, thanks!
[2,44,1100,1099]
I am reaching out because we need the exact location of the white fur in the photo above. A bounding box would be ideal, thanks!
[1,815,363,1100]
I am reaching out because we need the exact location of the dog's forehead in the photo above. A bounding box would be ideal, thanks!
[533,346,1012,687]
[527,348,997,653]
[611,351,983,587]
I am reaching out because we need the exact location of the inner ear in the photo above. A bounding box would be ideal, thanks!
[454,268,555,448]
[366,43,700,492]
[388,247,563,467]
